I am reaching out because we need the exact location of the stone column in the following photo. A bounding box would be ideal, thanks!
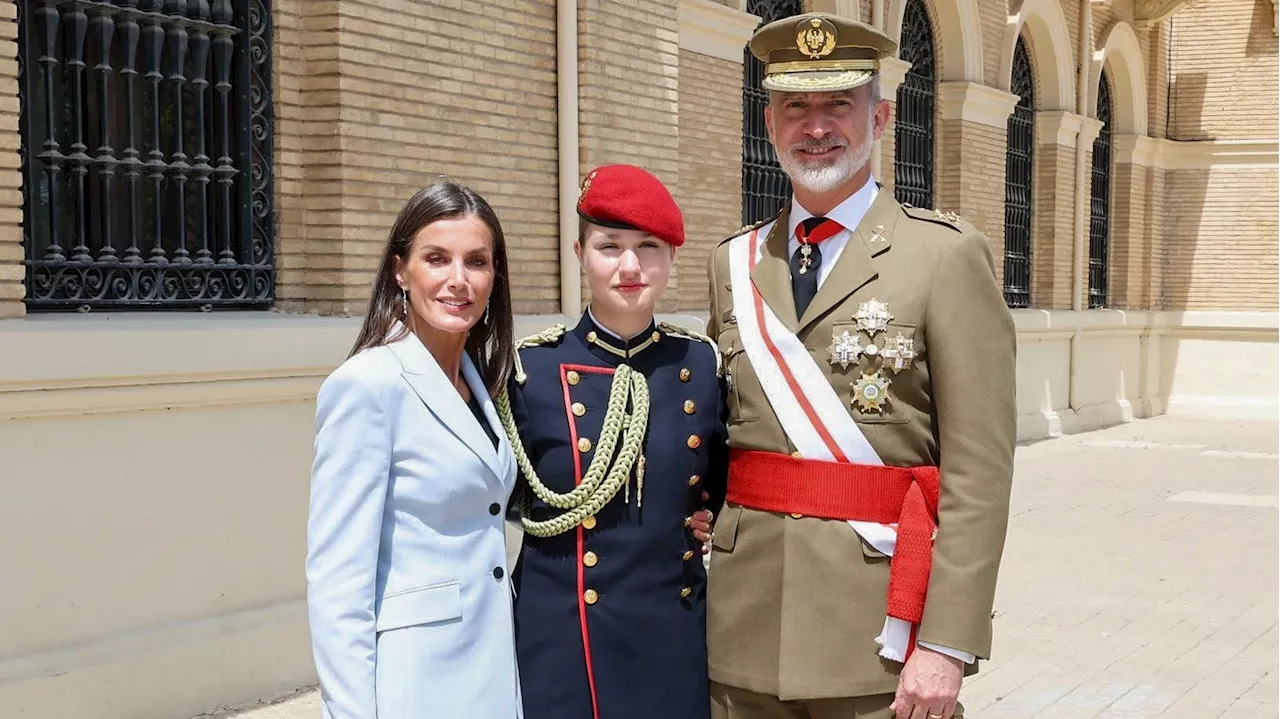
[1032,111,1085,309]
[1111,133,1162,310]
[677,0,760,312]
[935,82,1018,275]
[876,56,912,191]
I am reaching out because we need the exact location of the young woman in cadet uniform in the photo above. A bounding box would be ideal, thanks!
[496,164,727,719]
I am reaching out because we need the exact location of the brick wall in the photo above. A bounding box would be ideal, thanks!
[676,49,743,312]
[275,0,560,316]
[1170,0,1279,140]
[0,1,17,318]
[578,0,681,313]
[937,118,1008,280]
[1163,166,1278,310]
[1031,141,1075,309]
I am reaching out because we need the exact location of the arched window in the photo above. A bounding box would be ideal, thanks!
[894,0,937,209]
[1002,36,1035,309]
[742,0,804,225]
[1088,72,1113,308]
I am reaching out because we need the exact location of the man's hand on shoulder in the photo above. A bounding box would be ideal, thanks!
[891,645,964,719]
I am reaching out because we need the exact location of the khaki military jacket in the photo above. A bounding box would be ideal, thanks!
[704,188,1016,700]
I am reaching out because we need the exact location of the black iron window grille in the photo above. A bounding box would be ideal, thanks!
[1088,72,1113,309]
[1002,36,1035,309]
[18,0,274,311]
[742,0,804,226]
[893,0,936,209]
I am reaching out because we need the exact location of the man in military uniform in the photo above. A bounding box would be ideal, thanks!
[704,13,1016,719]
[500,164,727,719]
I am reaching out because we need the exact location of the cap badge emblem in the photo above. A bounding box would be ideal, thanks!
[796,18,837,60]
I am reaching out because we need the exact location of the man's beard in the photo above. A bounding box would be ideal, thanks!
[775,133,872,194]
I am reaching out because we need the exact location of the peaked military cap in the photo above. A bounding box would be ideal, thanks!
[749,13,898,93]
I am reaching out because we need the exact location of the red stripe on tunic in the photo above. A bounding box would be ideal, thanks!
[560,363,613,719]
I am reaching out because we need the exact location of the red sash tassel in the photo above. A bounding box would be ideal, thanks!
[726,449,940,625]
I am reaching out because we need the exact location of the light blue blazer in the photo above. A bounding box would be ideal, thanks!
[306,327,522,719]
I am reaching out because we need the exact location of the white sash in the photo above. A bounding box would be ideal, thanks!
[727,225,915,662]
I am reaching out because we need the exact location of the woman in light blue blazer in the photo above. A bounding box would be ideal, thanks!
[307,181,522,719]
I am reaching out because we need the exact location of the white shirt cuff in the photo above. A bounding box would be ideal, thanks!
[918,641,976,664]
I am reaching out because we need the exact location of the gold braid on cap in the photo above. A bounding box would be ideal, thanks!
[766,58,878,75]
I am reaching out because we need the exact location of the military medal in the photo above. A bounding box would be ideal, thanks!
[798,242,814,275]
[827,329,863,370]
[882,332,916,373]
[854,298,893,336]
[852,371,891,413]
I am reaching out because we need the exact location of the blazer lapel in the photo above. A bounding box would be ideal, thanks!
[460,355,512,486]
[748,205,799,332]
[797,191,900,332]
[389,333,501,483]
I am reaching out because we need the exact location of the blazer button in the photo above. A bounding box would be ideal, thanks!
[489,503,501,516]
[578,437,593,453]
[683,399,696,415]
[493,566,504,580]
[687,435,701,449]
[583,551,598,567]
[572,402,586,417]
[680,587,692,599]
[682,550,695,561]
[584,589,599,605]
[688,474,701,487]
[567,370,581,385]
[582,515,597,530]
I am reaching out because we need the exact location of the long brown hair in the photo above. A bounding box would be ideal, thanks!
[349,181,515,397]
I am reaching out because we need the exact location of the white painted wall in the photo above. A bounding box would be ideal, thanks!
[0,309,1273,718]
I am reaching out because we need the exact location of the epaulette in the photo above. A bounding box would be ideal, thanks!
[659,321,723,378]
[902,204,968,231]
[717,213,777,247]
[513,323,567,384]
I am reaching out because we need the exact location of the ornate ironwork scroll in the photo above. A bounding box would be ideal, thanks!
[18,0,274,310]
[1003,37,1035,309]
[894,0,936,210]
[742,0,804,226]
[1088,73,1113,309]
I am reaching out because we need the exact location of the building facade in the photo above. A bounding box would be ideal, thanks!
[0,0,1275,717]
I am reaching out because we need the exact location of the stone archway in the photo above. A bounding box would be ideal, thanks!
[886,0,984,82]
[1092,20,1149,136]
[998,0,1076,111]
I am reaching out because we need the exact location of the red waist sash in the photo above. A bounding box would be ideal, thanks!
[726,449,940,624]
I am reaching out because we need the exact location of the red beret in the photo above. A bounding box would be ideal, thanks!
[576,164,685,247]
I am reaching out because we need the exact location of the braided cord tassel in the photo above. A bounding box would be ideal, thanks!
[494,366,651,537]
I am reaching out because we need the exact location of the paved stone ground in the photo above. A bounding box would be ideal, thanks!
[213,415,1278,719]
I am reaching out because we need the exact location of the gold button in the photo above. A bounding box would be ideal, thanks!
[680,587,692,599]
[567,370,581,385]
[790,512,804,519]
[582,515,597,529]
[682,550,695,561]
[683,399,696,415]
[688,474,701,487]
[652,330,661,342]
[791,450,802,458]
[584,589,599,605]
[687,435,701,449]
[680,368,691,382]
[572,402,586,417]
[587,331,598,343]
[583,551,598,567]
[578,437,593,453]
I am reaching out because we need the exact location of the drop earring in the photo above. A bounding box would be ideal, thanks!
[483,303,491,326]
[400,286,408,318]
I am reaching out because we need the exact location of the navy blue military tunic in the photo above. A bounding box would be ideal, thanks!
[508,312,728,719]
